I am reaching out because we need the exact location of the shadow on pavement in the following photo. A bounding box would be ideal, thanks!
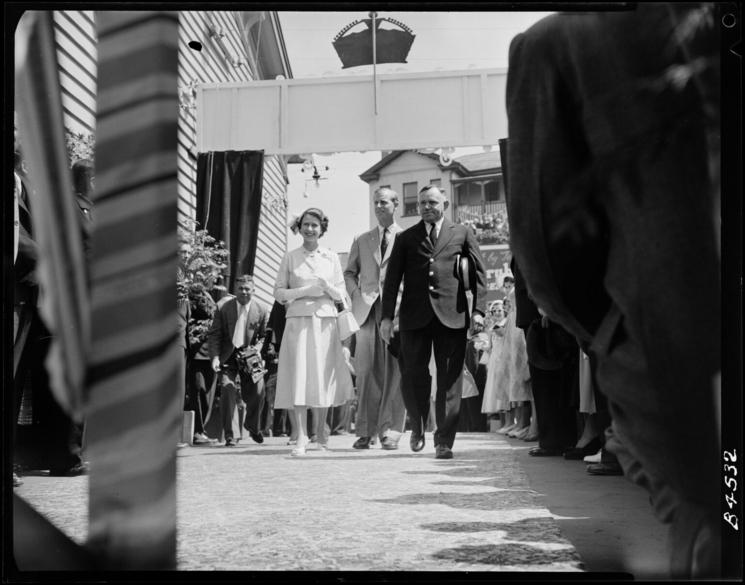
[422,517,567,544]
[369,489,535,511]
[431,542,582,567]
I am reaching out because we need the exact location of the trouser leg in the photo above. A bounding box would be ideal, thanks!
[431,319,466,449]
[353,315,382,438]
[220,369,239,441]
[593,310,720,579]
[377,346,405,440]
[399,326,434,437]
[240,374,265,436]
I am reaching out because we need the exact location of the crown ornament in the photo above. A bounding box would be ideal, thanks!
[333,16,415,69]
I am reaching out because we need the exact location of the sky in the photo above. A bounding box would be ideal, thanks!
[277,10,551,253]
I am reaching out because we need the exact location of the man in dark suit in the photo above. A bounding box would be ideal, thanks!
[207,275,269,447]
[505,5,721,578]
[381,185,486,459]
[13,128,87,479]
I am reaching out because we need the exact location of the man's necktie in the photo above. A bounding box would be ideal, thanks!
[428,223,437,247]
[233,304,248,348]
[380,227,389,258]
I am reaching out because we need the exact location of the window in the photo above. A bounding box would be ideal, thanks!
[402,182,418,216]
[429,178,441,188]
[484,179,502,202]
[379,184,391,190]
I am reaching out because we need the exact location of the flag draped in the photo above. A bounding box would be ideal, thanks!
[85,11,181,569]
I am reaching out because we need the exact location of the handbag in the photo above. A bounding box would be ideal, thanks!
[334,298,360,341]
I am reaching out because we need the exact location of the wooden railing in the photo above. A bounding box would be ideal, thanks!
[453,201,507,223]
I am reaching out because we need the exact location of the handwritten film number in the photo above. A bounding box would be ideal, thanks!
[723,449,738,531]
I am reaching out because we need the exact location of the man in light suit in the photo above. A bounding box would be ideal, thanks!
[207,275,269,447]
[344,187,406,450]
[381,185,486,459]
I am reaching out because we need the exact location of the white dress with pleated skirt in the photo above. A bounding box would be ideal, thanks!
[273,245,354,409]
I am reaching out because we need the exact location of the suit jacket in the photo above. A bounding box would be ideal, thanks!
[344,223,402,327]
[14,172,38,288]
[382,218,487,331]
[207,297,269,366]
[505,6,720,385]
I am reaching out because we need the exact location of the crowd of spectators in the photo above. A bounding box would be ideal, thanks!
[455,211,510,245]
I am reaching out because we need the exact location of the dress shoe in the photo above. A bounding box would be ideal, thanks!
[435,445,453,459]
[225,438,236,447]
[249,430,264,444]
[584,449,603,463]
[528,447,563,457]
[586,461,623,476]
[353,436,372,449]
[193,433,213,445]
[13,473,23,487]
[410,433,425,452]
[522,433,539,442]
[563,437,602,460]
[49,462,89,477]
[380,437,399,450]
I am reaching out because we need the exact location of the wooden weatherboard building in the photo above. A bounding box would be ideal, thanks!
[49,10,293,307]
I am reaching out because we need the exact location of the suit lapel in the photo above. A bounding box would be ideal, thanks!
[417,221,430,250]
[227,298,238,338]
[369,228,381,265]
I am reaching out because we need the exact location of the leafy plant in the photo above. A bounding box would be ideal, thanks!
[65,129,95,166]
[178,221,230,350]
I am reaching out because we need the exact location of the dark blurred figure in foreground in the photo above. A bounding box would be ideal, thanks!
[506,4,721,578]
[14,129,89,478]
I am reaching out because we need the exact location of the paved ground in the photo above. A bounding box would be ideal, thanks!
[13,431,668,575]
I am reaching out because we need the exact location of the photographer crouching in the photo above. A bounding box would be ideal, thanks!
[207,275,269,447]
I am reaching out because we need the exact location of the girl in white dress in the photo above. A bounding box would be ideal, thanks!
[481,300,508,416]
[274,208,354,456]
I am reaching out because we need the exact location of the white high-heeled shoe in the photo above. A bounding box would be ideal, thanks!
[508,426,527,438]
[497,422,517,435]
[514,427,530,440]
[291,438,308,456]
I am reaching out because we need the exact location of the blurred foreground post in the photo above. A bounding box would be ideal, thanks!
[86,11,181,569]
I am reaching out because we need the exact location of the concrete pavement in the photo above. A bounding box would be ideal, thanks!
[13,431,667,575]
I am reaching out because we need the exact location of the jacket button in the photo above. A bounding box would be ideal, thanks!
[429,258,434,263]
[428,285,434,291]
[429,271,434,276]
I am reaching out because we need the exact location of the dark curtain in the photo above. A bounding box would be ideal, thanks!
[195,150,265,294]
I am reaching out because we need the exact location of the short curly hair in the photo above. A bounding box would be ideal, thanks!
[293,207,329,237]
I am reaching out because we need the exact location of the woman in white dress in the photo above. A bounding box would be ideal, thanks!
[274,208,355,456]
